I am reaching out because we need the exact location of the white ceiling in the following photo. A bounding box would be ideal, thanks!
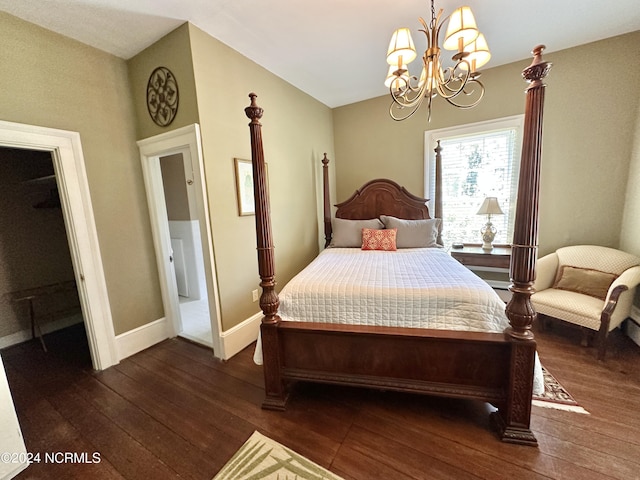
[1,0,639,108]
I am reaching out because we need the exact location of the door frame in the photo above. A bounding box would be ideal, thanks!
[0,120,118,370]
[137,124,223,357]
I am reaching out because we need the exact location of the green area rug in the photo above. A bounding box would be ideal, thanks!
[213,431,343,480]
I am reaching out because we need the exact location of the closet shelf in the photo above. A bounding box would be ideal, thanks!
[23,174,56,185]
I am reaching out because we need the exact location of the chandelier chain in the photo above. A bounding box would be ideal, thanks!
[430,0,436,30]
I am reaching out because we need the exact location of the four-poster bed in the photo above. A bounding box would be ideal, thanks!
[245,46,551,445]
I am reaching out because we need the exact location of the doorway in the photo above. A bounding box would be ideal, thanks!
[0,148,85,353]
[160,152,212,347]
[0,120,117,370]
[138,124,223,357]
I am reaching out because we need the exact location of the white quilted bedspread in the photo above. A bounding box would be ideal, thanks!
[279,247,508,331]
[254,247,543,395]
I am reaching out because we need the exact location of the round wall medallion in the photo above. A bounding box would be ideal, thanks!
[146,66,179,127]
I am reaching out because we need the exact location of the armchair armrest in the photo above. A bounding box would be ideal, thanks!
[602,265,640,337]
[607,265,640,298]
[533,252,559,291]
[606,265,640,309]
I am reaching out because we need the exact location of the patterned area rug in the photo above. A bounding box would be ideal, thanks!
[213,431,343,480]
[533,366,589,414]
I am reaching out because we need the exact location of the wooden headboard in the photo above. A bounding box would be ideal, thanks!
[321,148,443,247]
[335,179,431,220]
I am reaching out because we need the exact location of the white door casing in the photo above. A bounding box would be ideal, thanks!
[137,124,223,357]
[0,120,118,370]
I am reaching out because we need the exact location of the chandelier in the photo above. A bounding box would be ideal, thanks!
[385,0,490,121]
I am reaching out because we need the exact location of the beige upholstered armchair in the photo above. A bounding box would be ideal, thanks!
[531,245,640,360]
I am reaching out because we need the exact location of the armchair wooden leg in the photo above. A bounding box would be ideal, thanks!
[597,330,608,361]
[597,308,612,362]
[580,328,592,347]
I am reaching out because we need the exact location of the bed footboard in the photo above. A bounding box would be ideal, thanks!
[261,321,537,445]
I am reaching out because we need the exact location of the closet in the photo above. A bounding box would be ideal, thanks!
[0,148,82,350]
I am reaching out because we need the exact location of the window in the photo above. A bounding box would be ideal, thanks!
[424,115,524,247]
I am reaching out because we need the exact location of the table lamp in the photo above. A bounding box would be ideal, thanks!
[476,197,503,250]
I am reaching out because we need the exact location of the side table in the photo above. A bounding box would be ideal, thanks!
[450,244,511,289]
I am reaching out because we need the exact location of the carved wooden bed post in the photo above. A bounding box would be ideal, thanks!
[433,140,444,246]
[493,45,552,445]
[322,153,332,248]
[245,93,288,409]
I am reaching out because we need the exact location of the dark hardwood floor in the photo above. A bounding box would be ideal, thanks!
[2,320,639,480]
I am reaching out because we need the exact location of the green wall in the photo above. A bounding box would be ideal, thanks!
[187,24,334,330]
[0,12,163,336]
[128,23,334,332]
[620,96,640,257]
[333,31,640,257]
[127,23,200,140]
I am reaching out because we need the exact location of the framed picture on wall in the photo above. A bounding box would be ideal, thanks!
[234,158,255,216]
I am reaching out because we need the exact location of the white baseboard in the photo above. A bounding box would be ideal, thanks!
[114,312,259,363]
[0,313,83,350]
[219,312,261,360]
[0,308,259,364]
[115,317,170,361]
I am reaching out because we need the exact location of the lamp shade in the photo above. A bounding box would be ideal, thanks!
[476,197,504,216]
[385,64,411,93]
[462,33,491,71]
[443,6,479,51]
[387,28,417,66]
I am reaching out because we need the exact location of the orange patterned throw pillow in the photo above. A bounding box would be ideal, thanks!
[361,228,397,251]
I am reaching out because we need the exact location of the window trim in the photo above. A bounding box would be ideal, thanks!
[424,115,525,245]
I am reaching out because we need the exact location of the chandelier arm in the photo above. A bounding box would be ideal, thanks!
[435,59,475,99]
[420,8,446,53]
[433,10,448,46]
[437,81,468,98]
[389,72,429,108]
[389,101,423,121]
[418,17,431,51]
[389,77,431,121]
[442,78,485,108]
[436,66,452,93]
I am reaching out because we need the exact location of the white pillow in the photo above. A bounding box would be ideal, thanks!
[380,215,441,248]
[330,218,384,247]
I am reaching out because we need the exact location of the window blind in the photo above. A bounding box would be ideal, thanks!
[424,116,524,248]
